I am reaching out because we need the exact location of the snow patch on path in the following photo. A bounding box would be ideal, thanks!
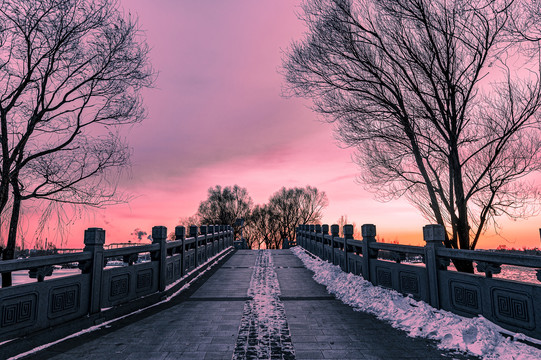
[233,250,295,360]
[291,246,541,360]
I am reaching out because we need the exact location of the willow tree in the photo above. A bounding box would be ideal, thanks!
[283,0,541,271]
[0,0,154,285]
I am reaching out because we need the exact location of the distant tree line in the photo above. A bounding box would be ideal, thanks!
[175,184,328,249]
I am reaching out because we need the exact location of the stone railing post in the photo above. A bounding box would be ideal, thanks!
[152,226,167,292]
[361,224,376,283]
[322,224,329,261]
[315,224,322,258]
[83,228,105,314]
[220,224,226,249]
[304,224,309,251]
[344,224,354,272]
[331,224,339,266]
[220,225,225,251]
[424,224,445,308]
[309,225,315,253]
[306,224,310,248]
[304,224,309,248]
[214,224,220,251]
[175,226,186,277]
[189,225,198,268]
[200,225,208,263]
[208,225,215,256]
[213,225,218,251]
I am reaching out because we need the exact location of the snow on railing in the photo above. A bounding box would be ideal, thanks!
[296,223,541,340]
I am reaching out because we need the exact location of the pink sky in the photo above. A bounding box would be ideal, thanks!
[42,0,541,249]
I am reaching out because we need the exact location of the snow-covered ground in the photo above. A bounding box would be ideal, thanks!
[291,246,541,360]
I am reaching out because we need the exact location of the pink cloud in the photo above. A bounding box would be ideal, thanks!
[27,0,541,250]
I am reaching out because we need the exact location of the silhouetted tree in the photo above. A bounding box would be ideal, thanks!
[197,185,253,239]
[336,215,362,239]
[269,186,328,248]
[283,0,541,271]
[0,0,155,285]
[245,204,281,249]
[131,228,150,243]
[168,215,200,240]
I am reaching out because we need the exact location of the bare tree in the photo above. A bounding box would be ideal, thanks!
[269,186,328,247]
[0,0,155,285]
[336,215,362,239]
[197,185,253,238]
[131,228,150,243]
[245,204,281,249]
[283,0,541,271]
[168,215,200,240]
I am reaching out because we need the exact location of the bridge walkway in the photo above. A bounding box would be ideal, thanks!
[21,250,470,360]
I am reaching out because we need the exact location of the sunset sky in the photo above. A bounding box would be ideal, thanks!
[38,0,541,250]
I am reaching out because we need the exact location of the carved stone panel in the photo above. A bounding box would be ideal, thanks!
[48,284,80,319]
[399,272,420,298]
[173,259,181,279]
[1,293,37,329]
[324,248,331,261]
[376,267,393,289]
[491,288,534,330]
[110,274,129,299]
[450,280,480,314]
[136,269,153,292]
[166,263,174,281]
[354,260,362,276]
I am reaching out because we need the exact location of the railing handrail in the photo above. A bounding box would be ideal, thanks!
[0,224,235,356]
[368,242,425,255]
[296,223,541,340]
[0,251,92,272]
[435,247,541,268]
[0,226,233,275]
[299,227,541,268]
[104,243,159,258]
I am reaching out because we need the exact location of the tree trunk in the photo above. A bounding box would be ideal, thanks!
[452,259,475,273]
[449,146,474,273]
[1,182,22,287]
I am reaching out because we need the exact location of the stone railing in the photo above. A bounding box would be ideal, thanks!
[0,224,234,345]
[296,224,541,340]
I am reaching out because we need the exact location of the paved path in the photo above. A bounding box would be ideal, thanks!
[21,250,471,360]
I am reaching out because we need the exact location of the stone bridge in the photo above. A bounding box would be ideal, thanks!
[1,224,540,359]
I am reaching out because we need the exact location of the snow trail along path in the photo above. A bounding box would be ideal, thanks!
[233,250,295,360]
